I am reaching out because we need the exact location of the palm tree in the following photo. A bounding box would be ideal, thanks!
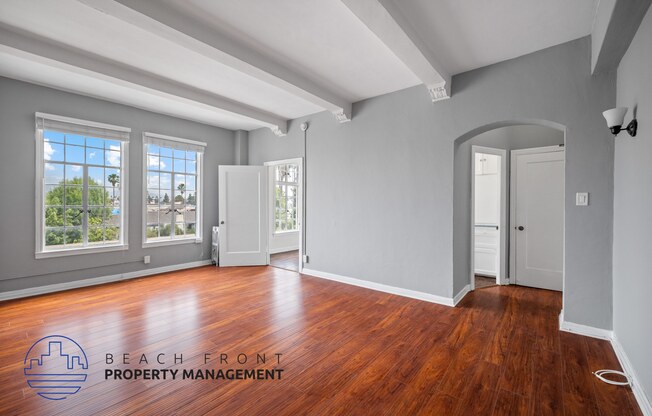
[107,173,119,203]
[177,183,186,199]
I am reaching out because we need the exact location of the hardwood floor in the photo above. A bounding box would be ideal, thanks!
[0,266,641,415]
[270,250,299,272]
[475,274,497,289]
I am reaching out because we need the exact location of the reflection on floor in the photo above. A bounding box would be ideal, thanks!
[475,274,496,289]
[270,250,299,272]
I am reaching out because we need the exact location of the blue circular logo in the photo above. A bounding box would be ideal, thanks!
[24,335,89,400]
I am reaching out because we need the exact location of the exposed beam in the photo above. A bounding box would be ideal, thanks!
[78,0,352,122]
[0,24,287,134]
[591,0,652,74]
[341,0,451,102]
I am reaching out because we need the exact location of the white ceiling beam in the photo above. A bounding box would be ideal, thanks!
[0,24,287,134]
[78,0,352,123]
[341,0,451,102]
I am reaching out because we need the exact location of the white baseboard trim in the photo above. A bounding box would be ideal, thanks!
[453,284,471,306]
[301,268,455,307]
[269,246,300,255]
[558,310,613,340]
[0,260,213,301]
[612,336,652,416]
[558,310,650,415]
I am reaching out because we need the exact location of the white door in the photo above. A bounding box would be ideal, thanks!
[218,166,267,266]
[512,147,564,291]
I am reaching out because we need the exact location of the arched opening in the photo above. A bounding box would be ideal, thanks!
[453,120,566,298]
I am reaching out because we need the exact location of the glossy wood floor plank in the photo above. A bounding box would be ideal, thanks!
[0,266,640,415]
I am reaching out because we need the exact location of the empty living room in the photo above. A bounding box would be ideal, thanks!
[1,0,651,415]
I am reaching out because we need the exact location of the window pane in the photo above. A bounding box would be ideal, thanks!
[160,223,172,237]
[185,223,196,236]
[88,187,105,206]
[105,169,120,188]
[65,145,85,164]
[86,137,104,149]
[186,151,196,161]
[104,140,120,150]
[175,223,185,237]
[287,186,297,198]
[105,226,120,243]
[147,154,160,170]
[44,142,64,162]
[146,203,159,226]
[105,149,121,167]
[174,158,185,172]
[147,189,159,205]
[147,172,159,188]
[88,227,104,243]
[106,187,120,206]
[185,175,196,191]
[44,163,64,185]
[146,225,159,239]
[45,207,64,227]
[45,228,64,247]
[45,185,64,205]
[159,205,172,233]
[88,167,104,186]
[160,191,172,205]
[147,144,160,155]
[65,134,84,146]
[44,131,64,143]
[65,207,83,226]
[65,164,83,183]
[186,191,196,207]
[89,207,106,226]
[160,147,173,157]
[160,173,171,190]
[107,208,121,227]
[186,160,196,174]
[288,164,298,183]
[64,227,83,246]
[160,157,172,172]
[184,207,196,224]
[86,147,104,165]
[65,186,83,205]
[173,149,185,159]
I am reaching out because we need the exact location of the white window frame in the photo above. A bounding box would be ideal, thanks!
[142,132,205,248]
[35,113,130,258]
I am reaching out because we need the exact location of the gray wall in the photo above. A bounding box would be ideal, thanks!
[613,6,652,403]
[0,77,235,292]
[249,37,615,329]
[453,125,564,291]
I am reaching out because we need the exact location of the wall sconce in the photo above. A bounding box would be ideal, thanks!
[602,107,637,137]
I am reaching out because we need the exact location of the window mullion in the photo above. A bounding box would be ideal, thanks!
[171,173,175,239]
[82,164,89,247]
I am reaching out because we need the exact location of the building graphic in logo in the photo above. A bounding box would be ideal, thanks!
[24,335,89,400]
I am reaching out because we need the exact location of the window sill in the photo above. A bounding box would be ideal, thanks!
[142,238,202,248]
[272,230,299,236]
[35,244,128,259]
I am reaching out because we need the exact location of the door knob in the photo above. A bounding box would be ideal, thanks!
[517,226,525,231]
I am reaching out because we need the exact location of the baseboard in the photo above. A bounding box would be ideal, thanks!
[453,284,471,306]
[611,336,652,416]
[558,311,613,340]
[301,268,456,307]
[0,260,213,301]
[269,246,300,254]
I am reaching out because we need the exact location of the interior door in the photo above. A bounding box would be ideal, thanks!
[513,147,564,291]
[218,165,267,266]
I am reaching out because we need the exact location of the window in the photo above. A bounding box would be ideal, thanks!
[274,163,299,233]
[143,132,205,246]
[35,113,130,257]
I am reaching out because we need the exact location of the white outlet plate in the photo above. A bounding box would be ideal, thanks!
[576,192,589,206]
[144,255,151,264]
[303,255,309,263]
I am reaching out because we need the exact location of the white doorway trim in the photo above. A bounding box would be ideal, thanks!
[509,145,565,287]
[470,145,508,290]
[264,158,303,273]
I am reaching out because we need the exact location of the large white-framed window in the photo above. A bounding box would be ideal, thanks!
[273,163,299,233]
[143,132,205,247]
[35,113,130,258]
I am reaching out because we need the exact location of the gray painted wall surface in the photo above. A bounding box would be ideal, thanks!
[613,6,652,403]
[0,77,235,292]
[250,37,616,329]
[453,125,564,291]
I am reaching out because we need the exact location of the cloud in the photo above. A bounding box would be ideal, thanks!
[71,165,81,172]
[45,163,55,171]
[44,142,54,160]
[107,145,121,167]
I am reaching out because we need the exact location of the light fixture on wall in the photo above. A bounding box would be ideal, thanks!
[602,107,637,137]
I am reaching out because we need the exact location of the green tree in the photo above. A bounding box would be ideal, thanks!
[107,173,119,202]
[162,193,170,204]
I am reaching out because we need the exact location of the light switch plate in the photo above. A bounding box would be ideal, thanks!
[576,192,589,206]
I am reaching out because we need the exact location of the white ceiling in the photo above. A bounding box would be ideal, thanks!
[0,0,599,132]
